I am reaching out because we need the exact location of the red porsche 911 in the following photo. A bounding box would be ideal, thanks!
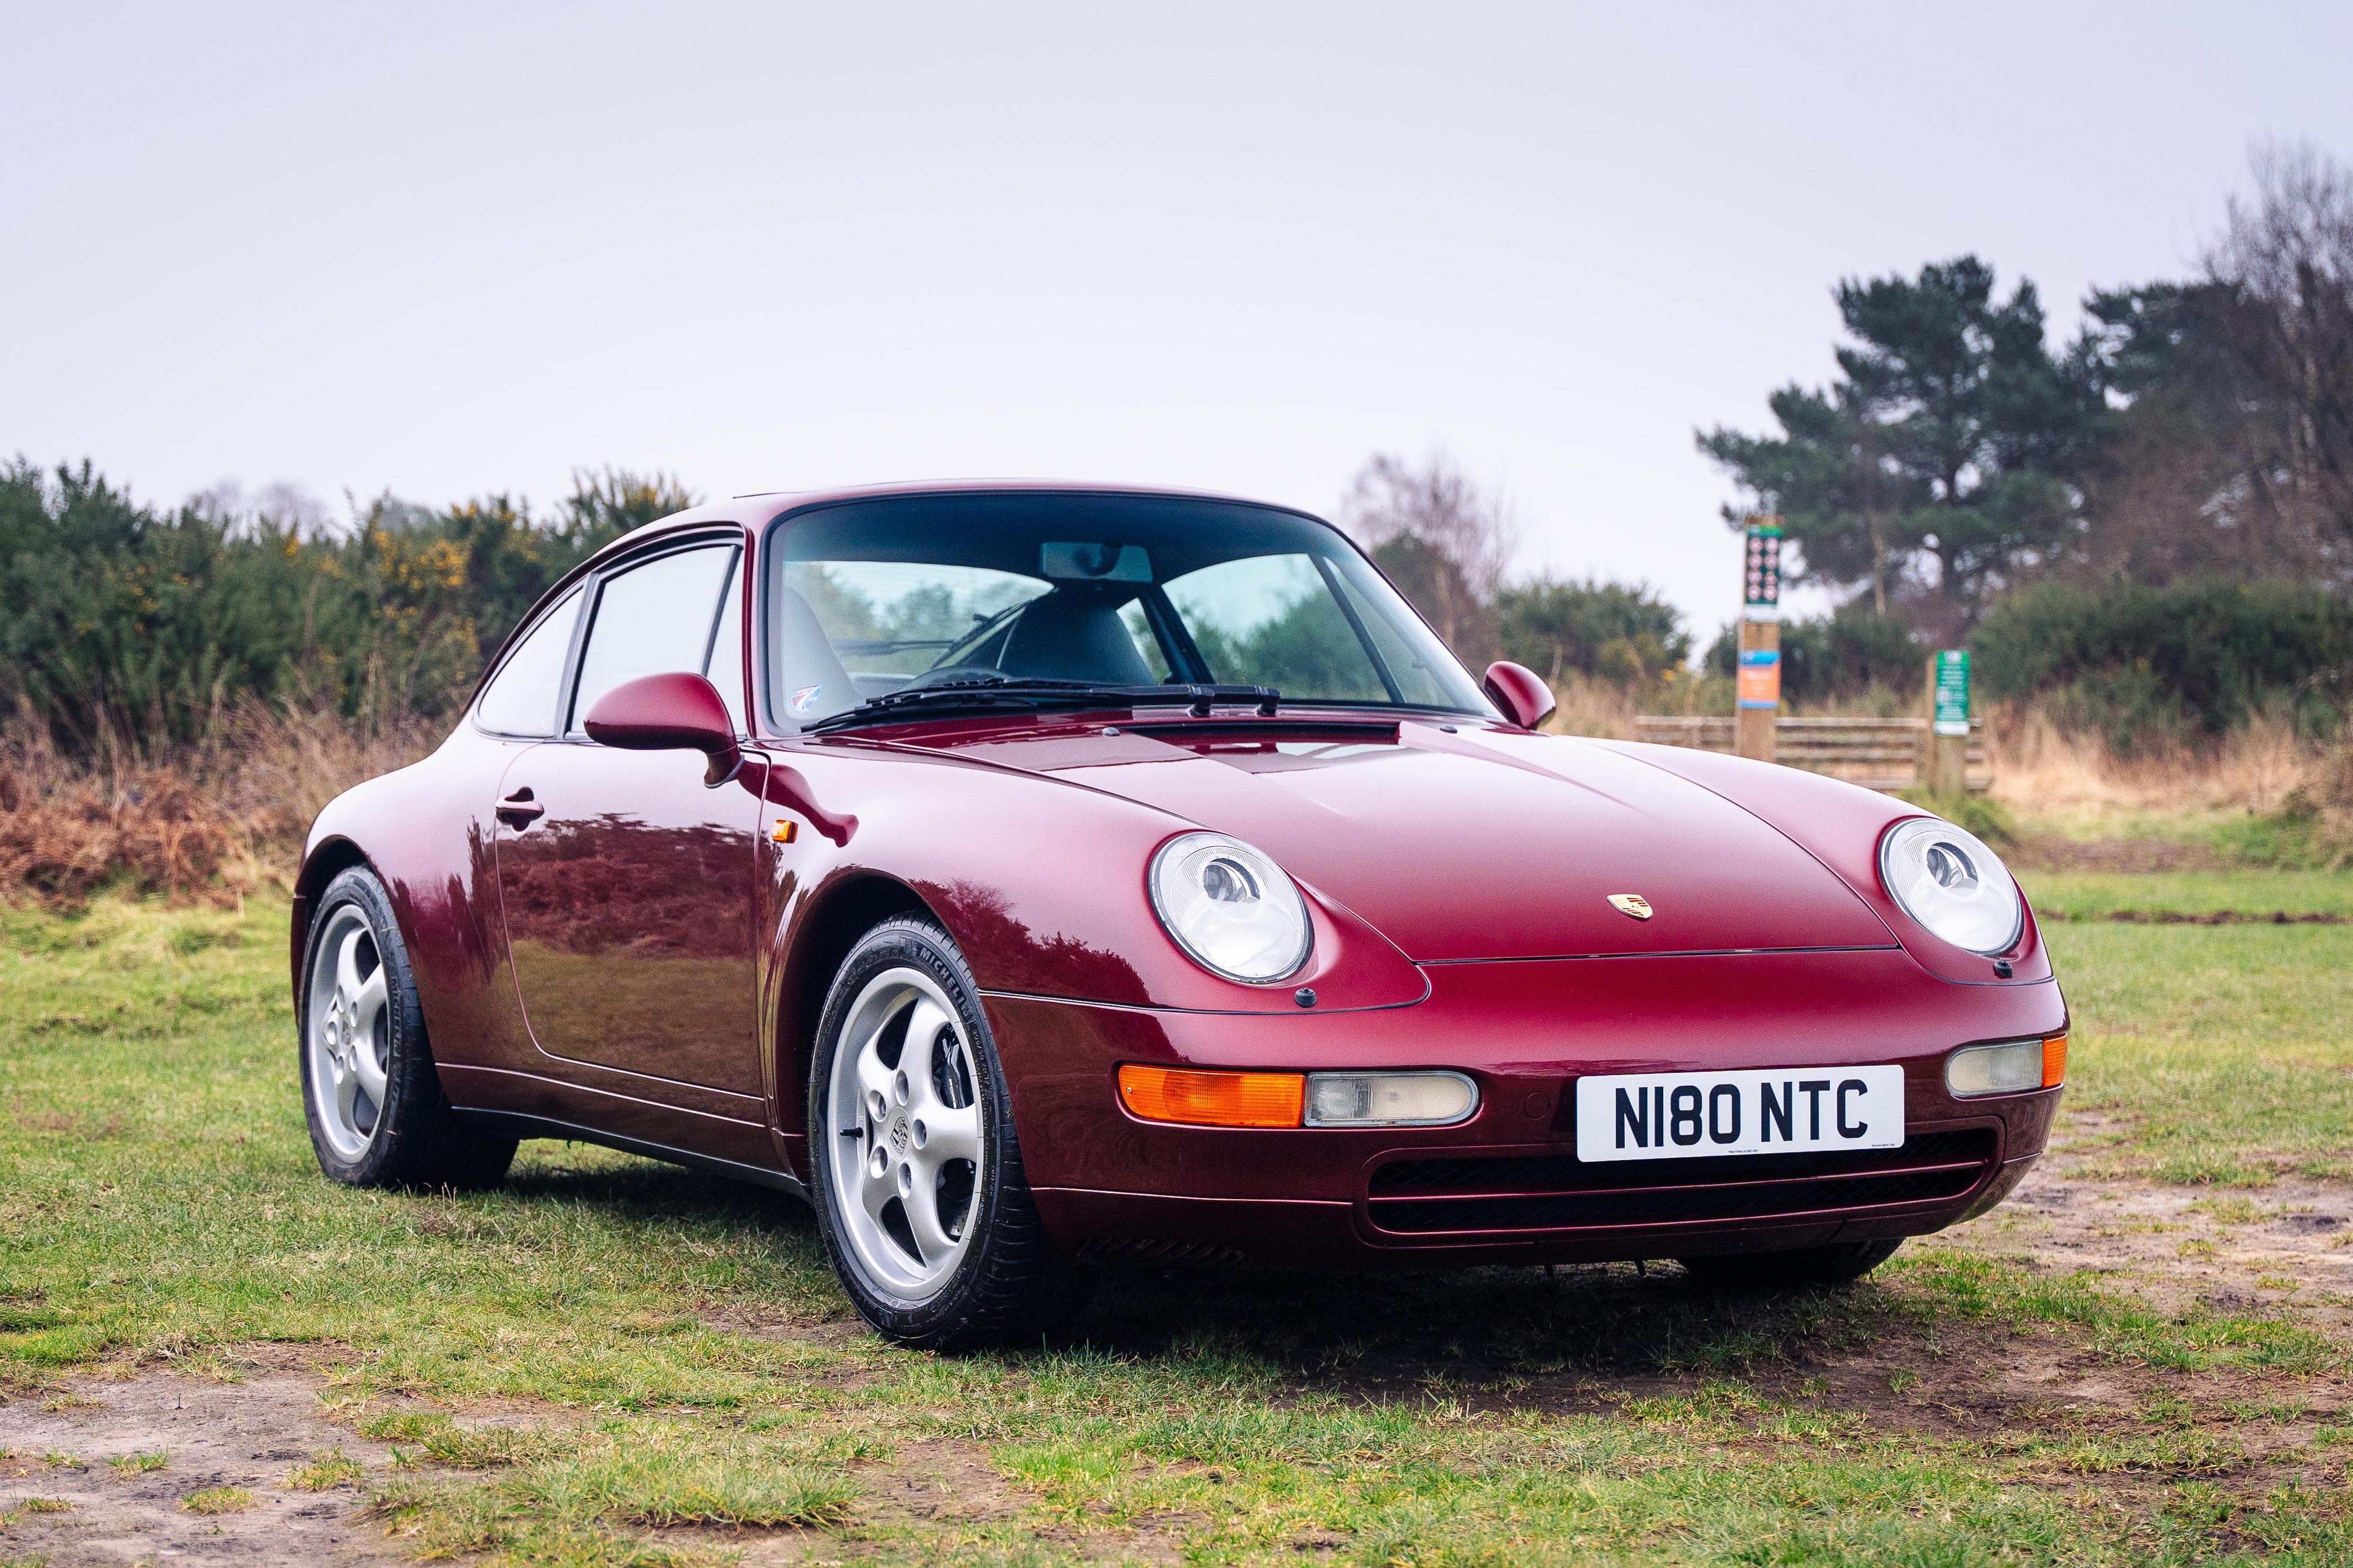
[294,482,2065,1348]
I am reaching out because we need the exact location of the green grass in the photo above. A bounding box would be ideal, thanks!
[2050,920,2353,1183]
[287,1449,363,1490]
[4,889,2352,1564]
[2024,868,2353,921]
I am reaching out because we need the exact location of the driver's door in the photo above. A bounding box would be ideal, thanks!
[492,539,766,1100]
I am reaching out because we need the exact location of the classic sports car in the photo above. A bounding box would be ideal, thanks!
[295,482,2065,1347]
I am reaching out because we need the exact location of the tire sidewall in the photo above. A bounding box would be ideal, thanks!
[299,866,428,1185]
[808,917,1024,1345]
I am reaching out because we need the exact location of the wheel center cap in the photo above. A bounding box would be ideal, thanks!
[887,1115,910,1152]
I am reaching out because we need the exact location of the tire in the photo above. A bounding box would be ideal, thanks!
[808,916,1063,1350]
[1678,1238,1903,1292]
[299,866,517,1191]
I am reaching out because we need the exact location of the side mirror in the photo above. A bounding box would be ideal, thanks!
[583,672,742,785]
[1481,661,1557,731]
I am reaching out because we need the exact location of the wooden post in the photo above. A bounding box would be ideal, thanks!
[1924,651,1969,798]
[1736,517,1782,762]
[1737,619,1779,761]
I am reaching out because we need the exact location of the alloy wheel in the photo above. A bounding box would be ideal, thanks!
[823,965,984,1300]
[306,903,391,1163]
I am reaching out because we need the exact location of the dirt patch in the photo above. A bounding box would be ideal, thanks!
[851,1435,1026,1529]
[1968,1140,2353,1333]
[0,1370,405,1564]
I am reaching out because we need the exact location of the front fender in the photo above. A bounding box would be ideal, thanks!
[1594,740,2053,988]
[756,739,1428,1016]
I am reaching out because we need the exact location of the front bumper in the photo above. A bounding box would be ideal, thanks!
[987,947,2065,1270]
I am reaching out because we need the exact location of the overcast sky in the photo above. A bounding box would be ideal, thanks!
[7,2,2351,631]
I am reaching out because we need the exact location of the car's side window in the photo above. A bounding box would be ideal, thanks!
[703,551,747,735]
[475,586,583,737]
[568,545,737,733]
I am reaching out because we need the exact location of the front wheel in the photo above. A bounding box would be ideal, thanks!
[809,917,1065,1350]
[1678,1238,1903,1292]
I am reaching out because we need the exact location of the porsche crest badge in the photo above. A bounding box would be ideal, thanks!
[1607,893,1654,921]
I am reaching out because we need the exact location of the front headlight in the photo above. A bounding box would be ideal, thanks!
[1878,815,2024,955]
[1147,832,1313,984]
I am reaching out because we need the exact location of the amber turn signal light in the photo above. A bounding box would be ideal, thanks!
[1117,1065,1304,1128]
[2042,1032,2067,1088]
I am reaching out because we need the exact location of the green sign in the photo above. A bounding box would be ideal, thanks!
[1932,649,1969,737]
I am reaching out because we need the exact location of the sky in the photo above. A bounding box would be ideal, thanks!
[6,2,2352,633]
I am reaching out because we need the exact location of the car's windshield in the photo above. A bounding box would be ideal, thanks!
[763,493,1492,726]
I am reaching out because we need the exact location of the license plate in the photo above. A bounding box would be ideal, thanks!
[1573,1066,1905,1162]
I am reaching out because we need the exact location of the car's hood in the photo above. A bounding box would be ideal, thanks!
[906,718,1897,963]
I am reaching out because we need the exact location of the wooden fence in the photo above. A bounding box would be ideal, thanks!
[1631,715,1991,793]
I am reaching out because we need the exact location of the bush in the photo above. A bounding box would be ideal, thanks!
[1704,608,1920,707]
[1970,578,2353,751]
[1496,576,1689,685]
[0,459,689,756]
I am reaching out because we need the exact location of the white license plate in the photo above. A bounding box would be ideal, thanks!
[1573,1066,1905,1162]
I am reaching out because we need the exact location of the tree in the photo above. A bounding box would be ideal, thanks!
[1339,452,1516,665]
[2066,144,2353,587]
[1494,576,1689,685]
[563,466,699,541]
[2066,280,2321,583]
[1695,383,1917,616]
[2205,142,2353,558]
[1700,257,2099,635]
[0,459,706,755]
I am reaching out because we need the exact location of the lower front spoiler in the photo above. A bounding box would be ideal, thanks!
[1033,1151,2040,1272]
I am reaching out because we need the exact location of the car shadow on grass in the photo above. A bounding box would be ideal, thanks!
[490,1148,1916,1393]
[1063,1259,1916,1395]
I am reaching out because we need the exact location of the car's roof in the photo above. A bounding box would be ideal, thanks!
[596,478,1329,566]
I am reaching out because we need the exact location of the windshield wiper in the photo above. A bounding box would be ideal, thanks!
[805,677,1281,732]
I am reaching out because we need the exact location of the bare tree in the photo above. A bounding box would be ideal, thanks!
[2205,140,2353,556]
[1339,452,1517,661]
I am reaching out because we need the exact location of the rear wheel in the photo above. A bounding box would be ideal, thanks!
[1677,1238,1903,1292]
[299,867,516,1190]
[809,917,1063,1349]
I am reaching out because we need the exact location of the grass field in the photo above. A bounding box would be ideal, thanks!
[2022,871,2353,923]
[6,880,2353,1565]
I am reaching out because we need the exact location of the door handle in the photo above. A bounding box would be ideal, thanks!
[496,788,544,828]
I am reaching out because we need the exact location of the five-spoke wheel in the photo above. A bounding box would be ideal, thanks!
[298,866,515,1190]
[306,904,392,1162]
[824,967,984,1297]
[809,917,1065,1348]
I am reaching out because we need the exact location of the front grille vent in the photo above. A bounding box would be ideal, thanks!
[1366,1128,1996,1236]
